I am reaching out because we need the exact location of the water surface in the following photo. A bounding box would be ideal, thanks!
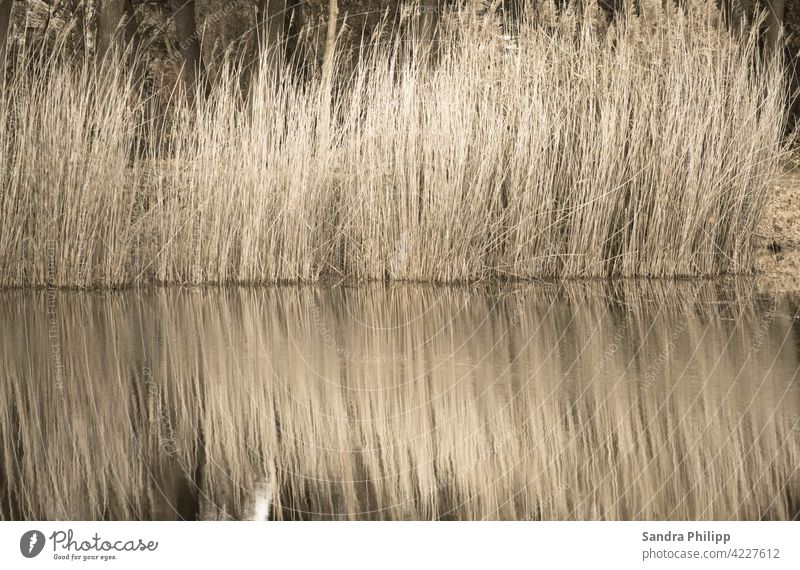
[1,282,798,520]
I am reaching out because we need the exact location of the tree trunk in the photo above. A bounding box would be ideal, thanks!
[0,0,13,66]
[257,0,287,67]
[319,0,337,146]
[68,0,89,60]
[170,0,203,97]
[418,0,440,45]
[765,0,784,54]
[96,0,135,61]
[322,0,337,78]
[730,0,753,31]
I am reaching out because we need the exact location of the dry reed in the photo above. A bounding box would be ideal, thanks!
[0,3,789,287]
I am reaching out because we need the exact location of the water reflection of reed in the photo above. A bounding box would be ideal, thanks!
[0,282,798,520]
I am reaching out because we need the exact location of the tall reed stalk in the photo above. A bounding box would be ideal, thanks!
[0,3,789,287]
[0,48,142,288]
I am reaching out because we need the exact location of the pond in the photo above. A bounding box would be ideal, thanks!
[0,281,798,520]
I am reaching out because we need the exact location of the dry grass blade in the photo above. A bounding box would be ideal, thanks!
[0,3,789,287]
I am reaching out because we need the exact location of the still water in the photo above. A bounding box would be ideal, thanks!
[0,282,798,520]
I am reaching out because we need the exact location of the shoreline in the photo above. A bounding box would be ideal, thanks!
[2,165,796,296]
[757,159,800,295]
[0,274,794,305]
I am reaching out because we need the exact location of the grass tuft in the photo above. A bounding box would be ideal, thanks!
[0,4,789,287]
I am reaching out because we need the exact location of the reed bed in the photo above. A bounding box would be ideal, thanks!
[0,282,797,520]
[0,3,789,287]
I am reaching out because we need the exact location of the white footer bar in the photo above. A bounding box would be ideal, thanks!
[1,522,797,569]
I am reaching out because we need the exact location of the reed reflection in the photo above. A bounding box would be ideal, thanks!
[0,282,797,520]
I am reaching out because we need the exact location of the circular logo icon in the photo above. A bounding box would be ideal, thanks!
[20,530,45,558]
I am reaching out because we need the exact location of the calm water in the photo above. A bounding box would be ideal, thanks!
[0,282,798,520]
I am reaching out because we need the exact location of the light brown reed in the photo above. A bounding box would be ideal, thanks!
[0,3,789,287]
